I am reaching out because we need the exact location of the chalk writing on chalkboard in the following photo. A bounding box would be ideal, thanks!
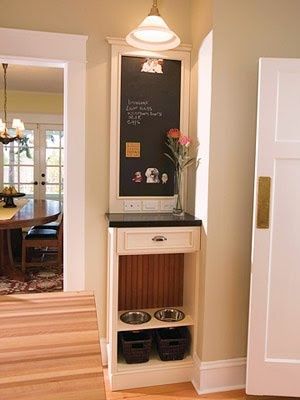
[126,99,163,126]
[119,55,181,197]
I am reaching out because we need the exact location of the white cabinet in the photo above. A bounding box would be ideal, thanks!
[106,218,201,390]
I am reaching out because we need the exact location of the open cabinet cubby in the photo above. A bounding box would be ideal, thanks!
[107,225,201,390]
[117,253,196,332]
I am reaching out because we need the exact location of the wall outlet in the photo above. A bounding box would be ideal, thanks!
[124,200,142,212]
[160,199,175,211]
[142,200,160,211]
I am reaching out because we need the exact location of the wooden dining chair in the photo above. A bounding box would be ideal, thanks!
[32,214,62,231]
[21,216,63,272]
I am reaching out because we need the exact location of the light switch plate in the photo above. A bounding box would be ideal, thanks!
[160,199,175,211]
[142,200,159,211]
[124,200,142,211]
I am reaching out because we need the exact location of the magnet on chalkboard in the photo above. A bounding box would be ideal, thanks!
[161,173,168,184]
[132,171,143,183]
[141,58,163,74]
[145,168,160,183]
[126,142,141,158]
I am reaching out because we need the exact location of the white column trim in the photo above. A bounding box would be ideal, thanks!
[0,27,87,291]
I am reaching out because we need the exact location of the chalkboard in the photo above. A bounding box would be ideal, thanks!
[119,55,181,197]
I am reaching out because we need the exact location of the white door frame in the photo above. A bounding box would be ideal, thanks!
[0,27,87,291]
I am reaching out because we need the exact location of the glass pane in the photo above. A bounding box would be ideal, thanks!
[19,184,34,196]
[60,131,64,148]
[46,167,59,183]
[3,146,18,165]
[4,166,18,183]
[61,150,64,166]
[46,131,61,148]
[20,166,34,183]
[46,149,60,165]
[46,184,59,195]
[23,130,34,146]
[19,147,34,165]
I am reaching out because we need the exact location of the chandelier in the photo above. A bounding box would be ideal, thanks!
[0,63,25,145]
[126,0,180,51]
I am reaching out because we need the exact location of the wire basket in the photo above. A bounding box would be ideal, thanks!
[120,330,152,364]
[155,327,189,361]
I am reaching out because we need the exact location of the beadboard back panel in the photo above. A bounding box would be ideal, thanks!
[118,253,184,310]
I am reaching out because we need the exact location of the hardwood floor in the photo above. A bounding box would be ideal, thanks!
[0,291,105,400]
[0,291,296,400]
[104,369,295,400]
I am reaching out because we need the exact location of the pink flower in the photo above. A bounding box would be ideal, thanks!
[167,128,181,139]
[179,135,191,147]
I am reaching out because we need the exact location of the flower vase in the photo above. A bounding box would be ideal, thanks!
[173,169,184,216]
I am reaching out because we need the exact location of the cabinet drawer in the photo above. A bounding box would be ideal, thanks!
[117,227,200,254]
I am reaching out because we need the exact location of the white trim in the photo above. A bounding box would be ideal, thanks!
[0,27,87,291]
[192,355,246,395]
[108,41,191,213]
[100,338,108,367]
[0,27,87,63]
[7,112,63,125]
[110,361,194,391]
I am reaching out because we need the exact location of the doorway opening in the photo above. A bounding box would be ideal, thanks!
[0,27,87,294]
[0,64,64,294]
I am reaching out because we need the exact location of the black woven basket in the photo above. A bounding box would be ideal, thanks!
[155,327,189,361]
[120,330,152,364]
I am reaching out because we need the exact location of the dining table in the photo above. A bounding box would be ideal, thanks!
[0,199,61,281]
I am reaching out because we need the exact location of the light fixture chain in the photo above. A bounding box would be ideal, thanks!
[3,63,7,125]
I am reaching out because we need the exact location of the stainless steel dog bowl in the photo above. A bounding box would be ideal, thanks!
[120,311,151,325]
[154,308,185,322]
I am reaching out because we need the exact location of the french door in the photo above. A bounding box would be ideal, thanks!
[247,58,300,396]
[0,123,64,201]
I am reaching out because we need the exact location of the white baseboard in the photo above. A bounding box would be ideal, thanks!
[192,355,246,395]
[100,338,108,367]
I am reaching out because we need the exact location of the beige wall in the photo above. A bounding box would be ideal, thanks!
[199,0,300,361]
[0,0,192,337]
[4,0,300,364]
[0,90,63,114]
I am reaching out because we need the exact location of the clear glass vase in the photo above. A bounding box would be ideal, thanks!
[173,169,184,216]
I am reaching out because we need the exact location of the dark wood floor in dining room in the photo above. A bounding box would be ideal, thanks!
[103,371,295,400]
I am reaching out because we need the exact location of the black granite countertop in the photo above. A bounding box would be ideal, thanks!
[106,212,202,228]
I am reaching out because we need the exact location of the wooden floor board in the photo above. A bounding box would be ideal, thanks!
[0,291,105,400]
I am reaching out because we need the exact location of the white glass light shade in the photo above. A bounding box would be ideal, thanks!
[12,118,21,129]
[0,119,5,132]
[126,15,180,51]
[12,118,25,130]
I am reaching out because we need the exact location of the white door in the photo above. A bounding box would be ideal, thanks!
[1,123,63,201]
[247,58,300,396]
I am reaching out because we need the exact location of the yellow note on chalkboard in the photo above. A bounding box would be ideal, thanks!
[126,142,141,158]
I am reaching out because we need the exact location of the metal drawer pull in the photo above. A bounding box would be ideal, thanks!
[152,235,167,242]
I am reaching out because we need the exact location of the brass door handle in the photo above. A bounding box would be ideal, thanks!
[256,176,271,229]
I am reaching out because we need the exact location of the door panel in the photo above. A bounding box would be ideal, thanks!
[247,58,300,396]
[0,123,63,201]
[2,125,37,198]
[267,159,300,360]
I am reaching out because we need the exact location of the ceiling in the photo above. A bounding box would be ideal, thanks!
[0,64,63,93]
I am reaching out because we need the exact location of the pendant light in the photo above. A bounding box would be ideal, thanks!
[0,63,25,145]
[126,0,181,51]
